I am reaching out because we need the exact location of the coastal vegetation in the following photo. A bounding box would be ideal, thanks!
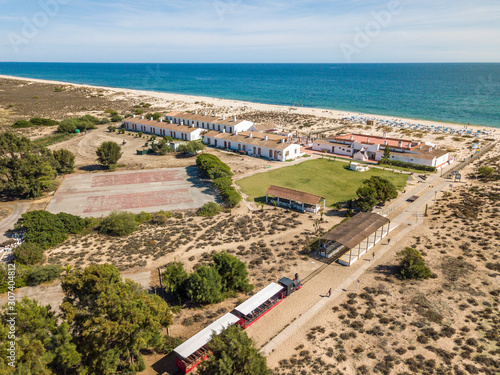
[163,252,253,306]
[356,176,398,211]
[199,325,271,375]
[0,133,75,198]
[197,154,242,207]
[0,264,174,374]
[237,159,406,206]
[397,247,432,280]
[378,159,437,172]
[96,141,122,168]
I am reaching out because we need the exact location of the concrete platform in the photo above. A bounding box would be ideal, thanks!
[46,166,217,217]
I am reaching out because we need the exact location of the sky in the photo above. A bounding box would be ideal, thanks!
[0,0,499,63]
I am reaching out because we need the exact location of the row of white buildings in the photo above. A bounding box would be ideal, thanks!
[122,111,302,162]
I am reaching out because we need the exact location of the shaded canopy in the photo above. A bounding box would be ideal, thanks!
[266,185,324,206]
[321,212,389,249]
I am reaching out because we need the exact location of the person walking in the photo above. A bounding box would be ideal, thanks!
[387,238,391,245]
[372,251,375,261]
[328,288,332,297]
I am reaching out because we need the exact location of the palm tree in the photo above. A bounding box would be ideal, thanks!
[257,202,265,212]
[63,265,73,276]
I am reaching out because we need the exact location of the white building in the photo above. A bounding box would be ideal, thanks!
[204,131,302,162]
[122,116,204,141]
[165,111,254,134]
[312,133,450,168]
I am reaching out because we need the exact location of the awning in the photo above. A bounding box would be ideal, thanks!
[174,313,240,359]
[234,283,284,316]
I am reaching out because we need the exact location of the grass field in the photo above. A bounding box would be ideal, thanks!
[236,159,409,206]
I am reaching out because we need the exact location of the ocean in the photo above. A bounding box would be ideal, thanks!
[0,63,499,127]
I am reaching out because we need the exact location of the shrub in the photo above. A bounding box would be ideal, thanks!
[100,118,111,124]
[96,141,122,167]
[99,211,139,236]
[162,262,188,299]
[105,109,118,115]
[53,148,75,174]
[79,114,101,125]
[12,119,33,128]
[13,242,44,265]
[111,114,123,122]
[379,160,437,172]
[29,117,59,126]
[212,251,253,293]
[107,125,117,132]
[135,211,151,223]
[27,265,62,286]
[197,202,221,217]
[152,139,172,155]
[15,210,88,250]
[397,247,432,280]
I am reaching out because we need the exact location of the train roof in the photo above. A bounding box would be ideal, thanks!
[174,313,239,359]
[234,283,284,316]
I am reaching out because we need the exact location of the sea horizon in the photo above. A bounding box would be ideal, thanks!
[1,62,499,128]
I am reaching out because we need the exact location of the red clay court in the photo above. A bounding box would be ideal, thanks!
[46,167,217,217]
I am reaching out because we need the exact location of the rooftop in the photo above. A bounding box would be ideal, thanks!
[166,111,248,126]
[123,117,201,133]
[335,133,417,149]
[321,212,390,250]
[266,185,324,206]
[205,130,294,150]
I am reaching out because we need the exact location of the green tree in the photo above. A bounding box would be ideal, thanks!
[212,252,253,293]
[397,247,432,280]
[185,265,223,305]
[363,176,398,203]
[0,298,80,374]
[198,325,271,375]
[13,242,44,265]
[61,264,173,374]
[162,262,188,300]
[381,145,391,163]
[0,133,58,198]
[478,165,495,179]
[53,149,75,174]
[99,210,139,236]
[111,114,123,122]
[96,141,122,167]
[152,139,172,155]
[355,185,378,211]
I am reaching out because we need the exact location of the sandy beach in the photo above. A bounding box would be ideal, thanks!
[0,74,497,136]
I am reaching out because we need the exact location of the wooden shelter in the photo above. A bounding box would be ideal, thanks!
[265,185,325,214]
[318,212,391,266]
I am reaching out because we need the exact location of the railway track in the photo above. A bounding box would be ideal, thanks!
[301,248,349,284]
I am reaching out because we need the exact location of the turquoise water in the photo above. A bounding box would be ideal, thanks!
[0,63,499,127]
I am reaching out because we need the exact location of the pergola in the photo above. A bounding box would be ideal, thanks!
[265,185,325,214]
[318,212,391,266]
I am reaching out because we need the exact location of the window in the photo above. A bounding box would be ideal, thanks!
[269,150,272,157]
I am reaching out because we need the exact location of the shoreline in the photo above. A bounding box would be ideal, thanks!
[0,74,497,134]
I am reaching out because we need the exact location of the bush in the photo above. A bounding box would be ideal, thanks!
[111,114,123,122]
[29,117,59,126]
[162,262,188,299]
[152,139,172,155]
[96,141,122,167]
[99,211,139,236]
[196,154,241,207]
[13,242,44,265]
[27,265,62,286]
[107,125,117,132]
[397,247,432,280]
[79,114,101,125]
[12,120,33,128]
[105,109,118,116]
[135,211,151,224]
[197,202,221,217]
[53,149,75,174]
[15,210,89,250]
[478,165,495,179]
[379,160,436,172]
[100,118,110,124]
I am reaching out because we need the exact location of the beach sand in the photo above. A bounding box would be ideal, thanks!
[0,74,497,135]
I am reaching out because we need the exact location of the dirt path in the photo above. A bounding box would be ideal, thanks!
[0,201,30,242]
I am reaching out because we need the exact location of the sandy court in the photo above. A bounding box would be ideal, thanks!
[45,167,217,217]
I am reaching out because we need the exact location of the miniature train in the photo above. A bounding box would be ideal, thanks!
[174,274,302,373]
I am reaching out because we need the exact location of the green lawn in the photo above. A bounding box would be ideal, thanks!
[236,159,409,206]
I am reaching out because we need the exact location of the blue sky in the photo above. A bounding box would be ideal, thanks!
[0,0,499,63]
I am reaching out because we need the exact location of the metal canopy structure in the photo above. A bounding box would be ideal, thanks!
[320,212,390,250]
[234,283,284,316]
[174,313,239,360]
